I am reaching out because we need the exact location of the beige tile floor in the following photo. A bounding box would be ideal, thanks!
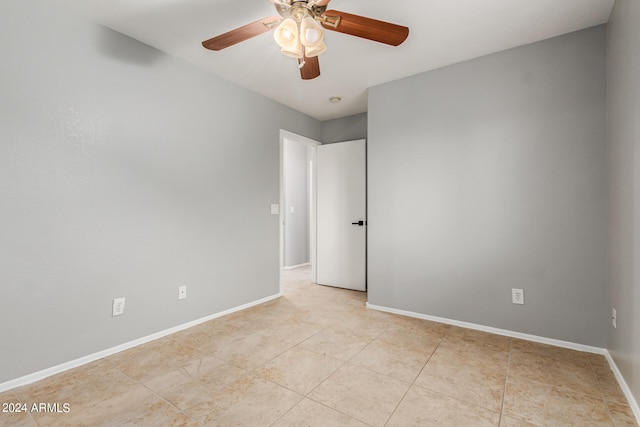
[1,266,638,426]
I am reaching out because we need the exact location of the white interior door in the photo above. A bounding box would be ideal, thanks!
[316,139,366,291]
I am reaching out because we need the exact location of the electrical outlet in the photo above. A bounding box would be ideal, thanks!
[512,288,524,305]
[178,285,187,300]
[112,297,126,316]
[612,308,617,328]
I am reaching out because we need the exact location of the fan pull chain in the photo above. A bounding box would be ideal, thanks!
[299,46,306,69]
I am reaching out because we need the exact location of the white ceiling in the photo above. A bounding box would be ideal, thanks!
[54,0,614,121]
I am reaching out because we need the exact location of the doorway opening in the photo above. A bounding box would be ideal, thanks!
[280,131,367,295]
[279,130,320,294]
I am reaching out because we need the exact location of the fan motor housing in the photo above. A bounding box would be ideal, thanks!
[275,1,327,20]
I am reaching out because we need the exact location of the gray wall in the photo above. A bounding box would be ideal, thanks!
[283,139,310,267]
[368,26,608,347]
[321,113,367,144]
[607,0,640,405]
[0,0,321,384]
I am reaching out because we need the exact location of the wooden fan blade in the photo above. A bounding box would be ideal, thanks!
[321,10,409,46]
[202,16,280,51]
[299,55,320,80]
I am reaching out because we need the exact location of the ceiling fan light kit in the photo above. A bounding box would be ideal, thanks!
[274,17,303,58]
[202,0,409,80]
[299,16,326,57]
[273,12,325,59]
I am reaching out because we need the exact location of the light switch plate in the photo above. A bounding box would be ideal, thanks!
[270,204,279,215]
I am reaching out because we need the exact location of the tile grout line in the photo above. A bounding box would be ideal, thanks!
[294,315,392,427]
[10,390,42,427]
[381,380,412,427]
[263,363,378,427]
[266,340,363,424]
[501,346,620,425]
[587,355,616,425]
[114,364,205,426]
[245,335,329,397]
[497,337,514,426]
[399,331,517,423]
[382,330,447,427]
[258,375,306,427]
[295,327,361,398]
[266,294,376,426]
[508,350,616,400]
[304,397,377,427]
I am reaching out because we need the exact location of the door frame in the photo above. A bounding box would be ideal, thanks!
[279,130,320,293]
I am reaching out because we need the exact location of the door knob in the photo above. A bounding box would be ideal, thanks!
[351,220,365,226]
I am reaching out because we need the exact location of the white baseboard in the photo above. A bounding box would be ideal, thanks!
[604,350,640,424]
[284,263,311,270]
[366,303,604,354]
[366,302,640,424]
[0,293,282,393]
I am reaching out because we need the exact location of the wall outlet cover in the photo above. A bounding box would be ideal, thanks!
[112,297,126,316]
[512,288,524,305]
[178,285,187,300]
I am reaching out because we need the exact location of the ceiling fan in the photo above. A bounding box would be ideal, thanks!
[201,0,409,80]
